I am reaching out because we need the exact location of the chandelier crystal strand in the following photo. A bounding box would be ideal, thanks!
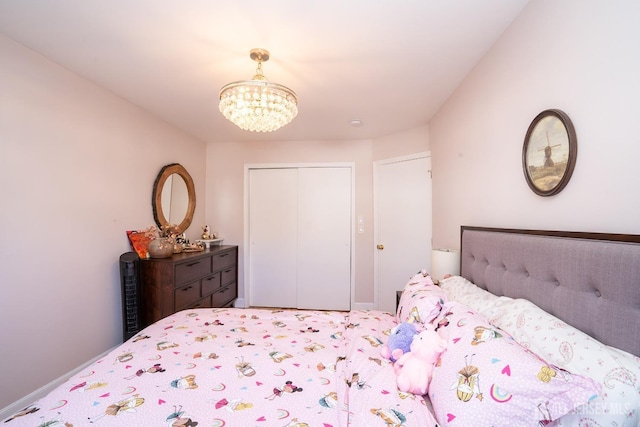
[219,49,298,132]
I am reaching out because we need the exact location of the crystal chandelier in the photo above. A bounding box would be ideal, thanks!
[219,48,298,132]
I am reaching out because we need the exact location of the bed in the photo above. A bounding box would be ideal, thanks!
[3,226,639,426]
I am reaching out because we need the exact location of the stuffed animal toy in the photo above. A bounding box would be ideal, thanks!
[395,328,447,395]
[381,322,418,363]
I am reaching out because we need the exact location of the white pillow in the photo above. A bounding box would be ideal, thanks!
[439,275,512,316]
[492,298,640,427]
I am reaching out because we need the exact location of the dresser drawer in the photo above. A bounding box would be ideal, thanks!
[212,283,237,307]
[211,250,236,272]
[201,272,221,295]
[187,295,211,310]
[221,267,236,286]
[175,258,211,286]
[175,282,201,309]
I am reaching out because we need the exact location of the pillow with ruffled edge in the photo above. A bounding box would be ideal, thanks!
[428,301,601,426]
[440,276,640,425]
[439,275,514,316]
[396,273,449,328]
[489,297,640,427]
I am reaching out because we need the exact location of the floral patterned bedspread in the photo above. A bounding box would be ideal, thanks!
[4,308,439,426]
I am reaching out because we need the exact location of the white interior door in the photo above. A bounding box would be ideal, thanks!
[297,167,352,310]
[375,154,432,313]
[248,168,298,308]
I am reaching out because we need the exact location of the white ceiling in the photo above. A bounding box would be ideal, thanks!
[0,0,529,143]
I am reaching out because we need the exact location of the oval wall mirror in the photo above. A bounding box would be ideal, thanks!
[152,163,196,234]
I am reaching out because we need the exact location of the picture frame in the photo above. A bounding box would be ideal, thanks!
[522,109,577,196]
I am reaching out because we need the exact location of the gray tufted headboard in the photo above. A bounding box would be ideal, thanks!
[460,226,640,357]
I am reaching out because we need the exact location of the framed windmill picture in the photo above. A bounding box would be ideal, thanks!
[522,109,577,196]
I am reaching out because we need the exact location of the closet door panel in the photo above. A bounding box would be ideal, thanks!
[296,167,351,310]
[248,168,298,308]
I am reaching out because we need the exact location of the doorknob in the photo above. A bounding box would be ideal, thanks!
[377,244,384,250]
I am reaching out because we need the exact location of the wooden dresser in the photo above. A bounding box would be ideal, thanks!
[139,245,238,326]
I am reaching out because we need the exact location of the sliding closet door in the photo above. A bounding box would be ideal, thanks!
[297,167,351,310]
[248,168,298,308]
[248,166,352,310]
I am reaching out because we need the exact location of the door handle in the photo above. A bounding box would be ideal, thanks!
[377,244,384,250]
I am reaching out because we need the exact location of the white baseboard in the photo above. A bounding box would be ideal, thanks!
[352,302,375,311]
[233,297,247,308]
[0,344,117,422]
[237,298,375,312]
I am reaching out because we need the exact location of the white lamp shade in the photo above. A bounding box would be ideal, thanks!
[431,249,460,281]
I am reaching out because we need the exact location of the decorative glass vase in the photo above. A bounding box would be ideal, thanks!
[148,238,174,258]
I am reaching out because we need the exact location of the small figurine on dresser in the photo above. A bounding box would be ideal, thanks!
[202,225,218,240]
[199,225,220,248]
[202,225,211,240]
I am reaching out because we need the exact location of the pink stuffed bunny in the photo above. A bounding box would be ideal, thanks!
[395,328,447,395]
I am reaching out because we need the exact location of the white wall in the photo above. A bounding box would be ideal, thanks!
[0,35,207,408]
[431,0,640,250]
[373,124,430,161]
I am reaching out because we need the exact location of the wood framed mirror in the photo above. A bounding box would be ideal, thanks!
[152,163,196,234]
